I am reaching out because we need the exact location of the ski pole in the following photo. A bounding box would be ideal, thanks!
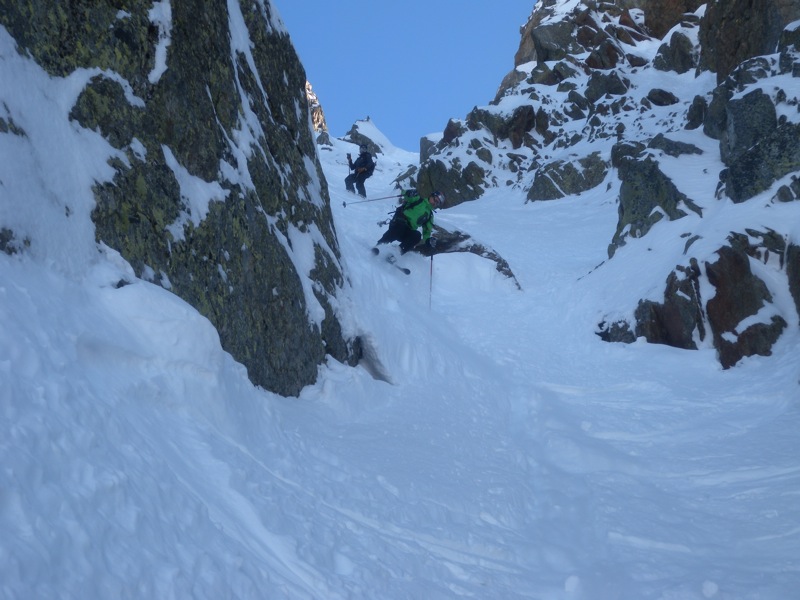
[429,253,434,310]
[342,194,400,208]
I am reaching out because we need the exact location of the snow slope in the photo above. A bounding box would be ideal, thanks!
[2,21,800,600]
[3,123,799,598]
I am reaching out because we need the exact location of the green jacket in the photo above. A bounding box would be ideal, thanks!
[399,191,434,241]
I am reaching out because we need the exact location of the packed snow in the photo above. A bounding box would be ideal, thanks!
[2,16,800,600]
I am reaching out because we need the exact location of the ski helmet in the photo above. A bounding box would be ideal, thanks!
[430,191,445,207]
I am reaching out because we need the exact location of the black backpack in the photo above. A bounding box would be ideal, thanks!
[391,190,424,223]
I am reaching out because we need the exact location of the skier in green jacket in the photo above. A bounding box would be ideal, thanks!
[376,190,445,254]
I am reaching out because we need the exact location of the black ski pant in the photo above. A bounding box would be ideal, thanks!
[377,219,421,254]
[345,171,369,197]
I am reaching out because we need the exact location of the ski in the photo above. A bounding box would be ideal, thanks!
[371,247,410,274]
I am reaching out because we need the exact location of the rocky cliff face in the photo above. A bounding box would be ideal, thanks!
[0,1,357,396]
[306,81,328,135]
[399,0,800,369]
[699,0,800,82]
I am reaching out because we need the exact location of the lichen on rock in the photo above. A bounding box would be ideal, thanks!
[0,0,357,396]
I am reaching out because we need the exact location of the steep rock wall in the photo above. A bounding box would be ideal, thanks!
[699,0,800,83]
[0,0,356,396]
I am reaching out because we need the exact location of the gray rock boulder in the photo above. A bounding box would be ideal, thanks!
[634,260,705,350]
[654,30,697,74]
[648,133,703,158]
[720,88,778,165]
[415,158,486,206]
[584,71,629,104]
[722,122,800,202]
[705,243,787,369]
[609,141,702,256]
[517,19,583,65]
[527,152,608,202]
[685,95,707,130]
[646,88,680,106]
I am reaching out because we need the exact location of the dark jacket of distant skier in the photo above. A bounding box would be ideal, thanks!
[377,190,445,254]
[345,144,375,197]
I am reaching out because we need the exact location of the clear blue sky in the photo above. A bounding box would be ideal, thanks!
[275,1,535,152]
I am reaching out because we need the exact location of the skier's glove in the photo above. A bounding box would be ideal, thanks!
[426,237,437,249]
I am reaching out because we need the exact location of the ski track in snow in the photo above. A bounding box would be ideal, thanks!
[291,141,800,598]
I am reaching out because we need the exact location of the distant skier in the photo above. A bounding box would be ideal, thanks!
[376,189,445,254]
[345,144,376,197]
